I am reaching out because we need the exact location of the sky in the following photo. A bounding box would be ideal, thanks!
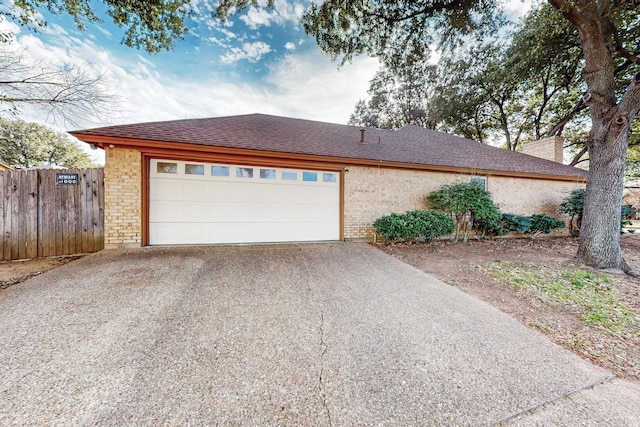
[0,0,532,164]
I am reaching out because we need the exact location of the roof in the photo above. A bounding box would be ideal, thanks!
[71,113,587,181]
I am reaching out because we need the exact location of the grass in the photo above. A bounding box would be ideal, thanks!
[485,261,638,336]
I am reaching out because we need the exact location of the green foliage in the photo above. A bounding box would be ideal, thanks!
[474,217,506,238]
[559,189,585,234]
[529,214,565,235]
[2,0,190,52]
[0,118,94,168]
[477,213,565,238]
[373,210,454,243]
[500,214,532,233]
[426,181,500,241]
[349,63,439,130]
[560,190,632,234]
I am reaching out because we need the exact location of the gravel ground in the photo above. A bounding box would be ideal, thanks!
[1,243,638,426]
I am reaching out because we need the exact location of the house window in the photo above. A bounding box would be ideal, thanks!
[185,164,204,175]
[211,165,230,177]
[157,162,177,174]
[282,171,297,181]
[323,173,337,183]
[470,177,487,190]
[236,167,254,178]
[302,171,318,182]
[260,168,276,179]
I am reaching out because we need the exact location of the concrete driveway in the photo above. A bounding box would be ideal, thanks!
[1,243,638,426]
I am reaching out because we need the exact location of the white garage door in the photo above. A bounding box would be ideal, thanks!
[149,159,340,245]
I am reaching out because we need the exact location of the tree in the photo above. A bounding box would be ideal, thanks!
[218,0,640,273]
[0,47,116,125]
[1,0,191,53]
[1,0,191,123]
[0,118,94,168]
[350,4,590,153]
[349,62,439,129]
[425,182,501,242]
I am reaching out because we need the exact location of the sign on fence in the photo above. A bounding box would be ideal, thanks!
[0,168,104,261]
[56,173,79,185]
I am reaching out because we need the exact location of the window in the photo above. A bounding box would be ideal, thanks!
[322,173,337,183]
[302,171,318,182]
[282,171,297,181]
[211,165,230,177]
[185,164,204,175]
[470,177,487,190]
[260,168,276,179]
[236,167,254,178]
[157,162,177,174]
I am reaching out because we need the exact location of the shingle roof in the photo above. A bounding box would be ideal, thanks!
[71,113,587,179]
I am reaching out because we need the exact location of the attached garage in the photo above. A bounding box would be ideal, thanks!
[70,113,587,249]
[149,159,340,245]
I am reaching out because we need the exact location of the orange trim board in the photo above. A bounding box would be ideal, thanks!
[78,134,587,183]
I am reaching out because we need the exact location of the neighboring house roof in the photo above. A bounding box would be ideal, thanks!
[71,113,587,181]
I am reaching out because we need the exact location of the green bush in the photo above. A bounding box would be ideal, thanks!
[426,182,501,241]
[374,210,454,243]
[560,189,632,234]
[559,189,585,234]
[501,213,532,233]
[529,214,565,235]
[475,218,506,237]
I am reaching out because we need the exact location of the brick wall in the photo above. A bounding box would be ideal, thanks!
[104,148,142,248]
[343,166,585,241]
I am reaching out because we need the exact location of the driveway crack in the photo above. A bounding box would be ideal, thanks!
[318,309,333,427]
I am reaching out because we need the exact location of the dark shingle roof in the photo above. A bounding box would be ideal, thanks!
[72,113,587,179]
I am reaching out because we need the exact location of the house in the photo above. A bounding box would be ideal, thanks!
[71,113,587,248]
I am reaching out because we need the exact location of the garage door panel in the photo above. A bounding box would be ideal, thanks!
[149,159,340,245]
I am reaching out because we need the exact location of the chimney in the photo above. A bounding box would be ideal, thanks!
[360,129,365,144]
[520,136,564,163]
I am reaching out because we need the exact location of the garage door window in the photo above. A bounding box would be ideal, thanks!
[323,173,337,183]
[303,171,317,182]
[260,168,276,179]
[157,162,177,174]
[211,165,229,177]
[185,164,204,175]
[236,167,254,178]
[282,171,297,181]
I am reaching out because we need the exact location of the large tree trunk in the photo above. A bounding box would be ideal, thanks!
[577,125,628,269]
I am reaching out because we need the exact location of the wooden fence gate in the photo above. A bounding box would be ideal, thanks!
[0,168,104,261]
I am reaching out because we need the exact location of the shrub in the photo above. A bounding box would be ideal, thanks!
[374,210,454,243]
[560,189,632,234]
[500,213,532,233]
[426,182,501,242]
[559,189,585,234]
[475,218,506,237]
[529,214,565,236]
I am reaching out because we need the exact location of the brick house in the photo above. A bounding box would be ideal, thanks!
[71,114,587,248]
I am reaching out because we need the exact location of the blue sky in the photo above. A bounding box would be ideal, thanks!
[1,0,531,163]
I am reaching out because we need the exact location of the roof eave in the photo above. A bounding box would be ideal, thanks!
[71,132,587,183]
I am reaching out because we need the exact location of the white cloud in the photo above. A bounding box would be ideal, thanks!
[239,0,305,30]
[220,41,272,64]
[284,42,296,50]
[503,0,532,21]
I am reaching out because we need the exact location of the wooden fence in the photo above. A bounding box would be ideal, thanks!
[0,168,104,261]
